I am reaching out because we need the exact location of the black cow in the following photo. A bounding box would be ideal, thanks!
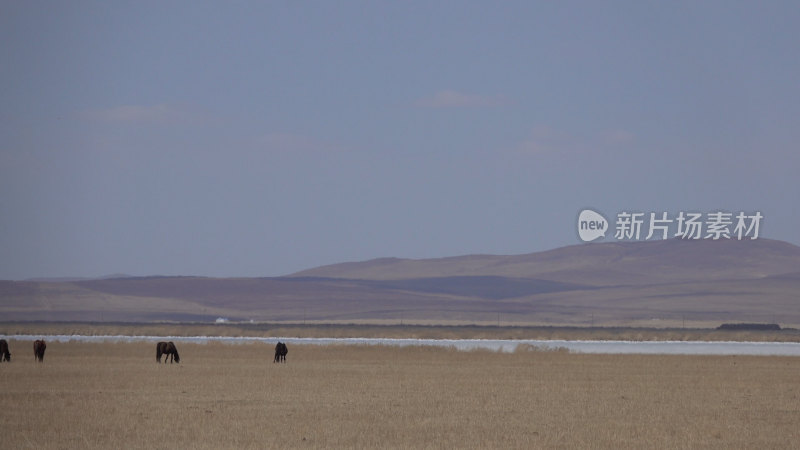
[274,342,288,363]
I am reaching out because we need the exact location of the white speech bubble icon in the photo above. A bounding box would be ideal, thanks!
[577,209,608,242]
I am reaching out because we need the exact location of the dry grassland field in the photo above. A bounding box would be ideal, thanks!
[1,341,800,449]
[5,322,800,342]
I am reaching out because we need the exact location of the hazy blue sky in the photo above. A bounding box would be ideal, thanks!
[2,1,799,279]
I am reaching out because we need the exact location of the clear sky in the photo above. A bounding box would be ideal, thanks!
[2,1,799,280]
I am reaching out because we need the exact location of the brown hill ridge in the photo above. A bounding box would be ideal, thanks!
[291,238,800,285]
[2,238,799,326]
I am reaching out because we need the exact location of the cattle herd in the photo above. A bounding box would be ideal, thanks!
[0,339,289,365]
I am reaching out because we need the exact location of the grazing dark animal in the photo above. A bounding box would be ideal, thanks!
[274,342,288,363]
[33,339,46,362]
[0,339,10,362]
[156,341,180,364]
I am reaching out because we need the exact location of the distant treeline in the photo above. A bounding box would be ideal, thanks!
[717,323,781,331]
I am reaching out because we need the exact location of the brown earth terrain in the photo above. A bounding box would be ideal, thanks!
[1,341,799,449]
[2,238,799,327]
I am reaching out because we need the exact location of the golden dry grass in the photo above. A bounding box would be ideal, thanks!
[3,322,800,342]
[1,341,799,449]
[0,322,800,342]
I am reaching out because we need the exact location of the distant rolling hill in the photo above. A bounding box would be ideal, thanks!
[292,238,800,285]
[2,238,799,326]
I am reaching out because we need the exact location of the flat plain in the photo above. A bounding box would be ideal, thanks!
[4,321,800,342]
[1,340,799,449]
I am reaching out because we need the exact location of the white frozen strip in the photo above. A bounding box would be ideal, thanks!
[3,335,800,356]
